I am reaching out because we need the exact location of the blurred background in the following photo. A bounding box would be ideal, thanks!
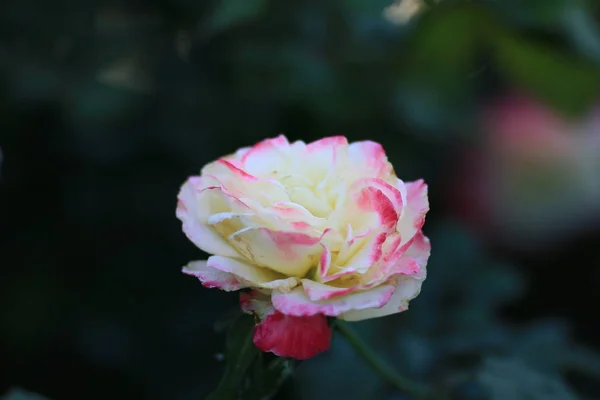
[1,0,600,399]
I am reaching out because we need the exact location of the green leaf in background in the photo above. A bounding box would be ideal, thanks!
[491,0,570,28]
[492,31,600,116]
[396,3,486,132]
[1,388,49,400]
[563,3,600,65]
[206,0,268,34]
[406,3,484,86]
[205,312,258,400]
[517,0,570,24]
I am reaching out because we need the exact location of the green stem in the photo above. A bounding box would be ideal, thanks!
[335,320,433,400]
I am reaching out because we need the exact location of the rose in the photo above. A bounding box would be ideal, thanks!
[177,135,430,359]
[449,93,600,248]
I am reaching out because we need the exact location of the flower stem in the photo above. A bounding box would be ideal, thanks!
[335,320,433,399]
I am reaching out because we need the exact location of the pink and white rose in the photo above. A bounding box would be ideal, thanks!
[177,135,430,359]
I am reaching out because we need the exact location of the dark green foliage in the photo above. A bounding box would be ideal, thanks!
[205,312,295,400]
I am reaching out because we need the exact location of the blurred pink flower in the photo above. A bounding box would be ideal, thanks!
[450,93,600,248]
[177,135,430,359]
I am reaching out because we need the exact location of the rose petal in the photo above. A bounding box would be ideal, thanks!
[320,227,370,282]
[272,283,396,317]
[362,231,429,285]
[304,136,349,183]
[215,159,259,181]
[306,136,348,152]
[241,290,332,360]
[318,244,332,278]
[241,135,291,177]
[228,228,322,277]
[301,279,378,301]
[357,178,404,214]
[339,276,423,321]
[400,231,431,269]
[396,180,429,244]
[335,231,387,273]
[348,141,392,178]
[381,258,421,280]
[207,212,254,226]
[197,187,261,240]
[306,136,349,175]
[267,202,327,230]
[353,185,399,231]
[177,179,240,258]
[182,260,247,291]
[253,311,331,360]
[207,256,299,291]
[288,187,331,218]
[395,178,409,207]
[320,267,360,283]
[201,161,290,204]
[240,290,273,320]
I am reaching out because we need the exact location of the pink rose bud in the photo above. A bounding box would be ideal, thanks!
[178,136,430,359]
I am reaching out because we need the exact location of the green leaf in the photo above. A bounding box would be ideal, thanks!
[491,0,570,27]
[492,31,600,116]
[205,312,258,400]
[406,4,484,85]
[207,0,268,34]
[399,3,486,124]
[563,4,600,65]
